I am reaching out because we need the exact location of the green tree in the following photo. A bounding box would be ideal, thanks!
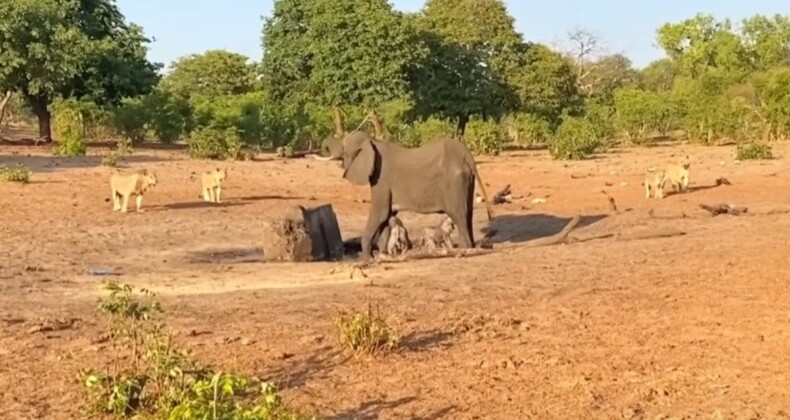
[583,54,639,96]
[511,43,579,126]
[161,50,257,99]
[613,87,670,141]
[261,0,423,139]
[657,14,750,80]
[417,0,526,132]
[740,14,790,70]
[0,0,159,141]
[639,58,677,92]
[260,0,313,107]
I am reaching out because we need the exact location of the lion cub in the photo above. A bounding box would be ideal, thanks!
[645,158,691,199]
[418,217,455,250]
[200,168,228,203]
[110,168,158,213]
[385,216,411,256]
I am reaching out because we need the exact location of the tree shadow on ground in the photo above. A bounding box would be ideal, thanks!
[326,397,419,420]
[259,346,346,391]
[0,154,167,173]
[482,213,608,245]
[399,329,454,352]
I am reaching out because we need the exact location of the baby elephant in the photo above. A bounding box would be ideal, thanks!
[419,217,455,250]
[385,215,411,257]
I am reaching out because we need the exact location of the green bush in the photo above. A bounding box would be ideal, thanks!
[736,142,774,160]
[404,117,455,147]
[334,303,398,355]
[52,99,88,156]
[113,98,149,144]
[506,113,552,147]
[145,90,192,144]
[550,115,601,160]
[613,87,670,143]
[582,97,616,144]
[0,164,31,183]
[188,126,242,160]
[80,282,314,419]
[463,119,502,155]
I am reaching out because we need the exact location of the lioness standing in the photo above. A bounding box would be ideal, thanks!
[199,168,228,203]
[645,157,691,199]
[110,169,158,213]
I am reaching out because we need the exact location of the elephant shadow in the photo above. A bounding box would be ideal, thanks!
[481,213,608,244]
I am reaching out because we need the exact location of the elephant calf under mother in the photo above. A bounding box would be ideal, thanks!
[333,131,494,260]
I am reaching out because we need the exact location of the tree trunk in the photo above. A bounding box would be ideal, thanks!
[369,109,385,141]
[332,106,345,139]
[0,90,13,129]
[27,94,52,142]
[456,114,469,139]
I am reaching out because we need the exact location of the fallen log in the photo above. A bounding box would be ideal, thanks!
[521,215,582,248]
[492,184,512,204]
[615,227,685,242]
[699,203,748,216]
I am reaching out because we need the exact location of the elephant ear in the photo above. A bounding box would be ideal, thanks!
[343,138,375,185]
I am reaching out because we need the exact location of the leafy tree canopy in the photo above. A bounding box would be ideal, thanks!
[161,50,257,100]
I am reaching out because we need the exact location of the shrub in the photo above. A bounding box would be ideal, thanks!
[506,113,552,147]
[188,126,242,160]
[101,139,135,167]
[550,115,601,160]
[0,164,31,183]
[334,303,397,355]
[582,97,616,144]
[80,282,313,419]
[52,100,88,157]
[463,119,502,155]
[113,98,149,144]
[404,117,455,148]
[736,142,774,160]
[145,90,192,144]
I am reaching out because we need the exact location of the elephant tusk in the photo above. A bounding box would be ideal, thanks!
[311,155,335,161]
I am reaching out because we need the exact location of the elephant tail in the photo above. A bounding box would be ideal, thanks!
[471,163,494,221]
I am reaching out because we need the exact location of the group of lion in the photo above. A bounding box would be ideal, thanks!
[108,167,227,213]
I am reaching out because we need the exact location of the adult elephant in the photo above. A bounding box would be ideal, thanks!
[340,131,494,259]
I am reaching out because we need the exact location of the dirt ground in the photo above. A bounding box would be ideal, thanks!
[1,135,789,419]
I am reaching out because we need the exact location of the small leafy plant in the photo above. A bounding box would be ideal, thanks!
[334,303,398,355]
[0,163,31,183]
[80,282,313,419]
[101,139,134,167]
[736,142,774,160]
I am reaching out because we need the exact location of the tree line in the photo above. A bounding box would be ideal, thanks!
[2,0,789,160]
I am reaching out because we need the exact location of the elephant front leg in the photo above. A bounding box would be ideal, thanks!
[360,202,391,261]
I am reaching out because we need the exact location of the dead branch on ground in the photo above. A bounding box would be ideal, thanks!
[492,184,512,204]
[699,203,748,216]
[615,227,685,242]
[521,215,582,248]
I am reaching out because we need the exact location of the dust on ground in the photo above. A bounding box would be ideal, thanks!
[1,138,789,419]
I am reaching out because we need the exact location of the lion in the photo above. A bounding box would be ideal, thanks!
[110,168,158,213]
[645,157,691,199]
[418,216,455,250]
[385,215,411,257]
[199,167,228,203]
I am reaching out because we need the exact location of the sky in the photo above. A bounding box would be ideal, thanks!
[116,0,789,71]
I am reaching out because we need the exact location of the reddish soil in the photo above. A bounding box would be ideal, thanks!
[1,134,789,419]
